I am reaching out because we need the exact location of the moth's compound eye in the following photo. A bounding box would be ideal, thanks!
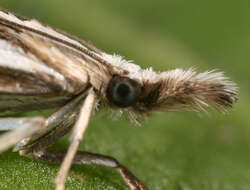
[106,76,141,107]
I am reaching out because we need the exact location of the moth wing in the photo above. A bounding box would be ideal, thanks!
[0,11,92,114]
[0,35,81,115]
[0,9,111,115]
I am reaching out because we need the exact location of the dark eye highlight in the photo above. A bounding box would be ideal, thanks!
[106,76,141,107]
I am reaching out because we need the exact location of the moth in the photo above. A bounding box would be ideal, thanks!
[0,8,238,190]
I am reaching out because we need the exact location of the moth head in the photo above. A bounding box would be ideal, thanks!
[102,54,238,124]
[105,74,162,123]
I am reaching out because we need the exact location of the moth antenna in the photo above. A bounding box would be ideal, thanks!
[157,68,238,113]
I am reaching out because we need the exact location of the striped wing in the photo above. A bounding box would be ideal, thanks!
[0,9,109,115]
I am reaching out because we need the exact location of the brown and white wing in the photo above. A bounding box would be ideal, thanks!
[0,9,111,115]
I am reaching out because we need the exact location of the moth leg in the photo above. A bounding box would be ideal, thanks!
[55,89,95,190]
[14,91,88,153]
[33,150,148,190]
[0,117,45,152]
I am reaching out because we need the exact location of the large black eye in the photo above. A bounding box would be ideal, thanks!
[106,76,141,107]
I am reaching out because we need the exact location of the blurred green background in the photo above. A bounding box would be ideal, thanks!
[0,0,249,189]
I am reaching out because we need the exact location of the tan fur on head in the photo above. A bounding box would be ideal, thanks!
[120,68,238,124]
[102,55,238,124]
[158,69,237,111]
